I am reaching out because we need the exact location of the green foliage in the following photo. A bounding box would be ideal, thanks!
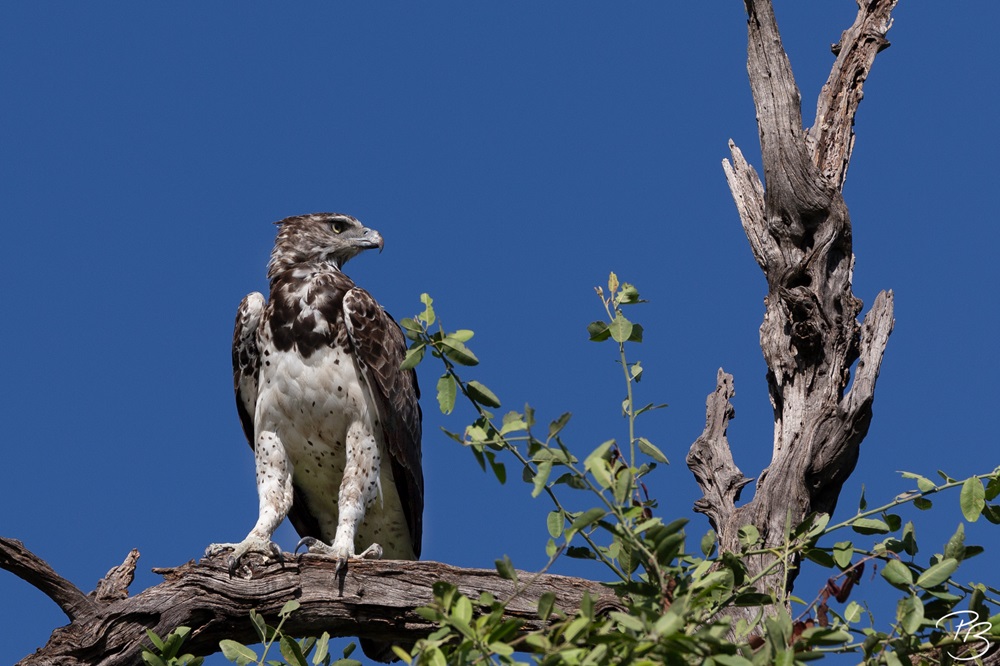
[217,601,359,666]
[142,627,204,666]
[396,274,1000,665]
[170,273,1000,665]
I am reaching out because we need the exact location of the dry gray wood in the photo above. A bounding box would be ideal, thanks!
[1,537,621,666]
[687,0,898,622]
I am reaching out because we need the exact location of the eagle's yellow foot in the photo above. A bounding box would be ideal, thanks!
[295,537,383,576]
[205,536,283,576]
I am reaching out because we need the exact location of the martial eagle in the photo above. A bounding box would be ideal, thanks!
[207,213,422,660]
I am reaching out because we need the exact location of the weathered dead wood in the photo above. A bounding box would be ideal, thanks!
[687,0,898,617]
[1,538,621,666]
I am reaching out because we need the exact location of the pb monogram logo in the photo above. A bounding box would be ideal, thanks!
[935,610,993,661]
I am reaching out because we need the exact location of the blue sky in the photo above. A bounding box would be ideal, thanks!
[2,3,998,664]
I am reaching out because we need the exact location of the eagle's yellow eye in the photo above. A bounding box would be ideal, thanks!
[330,220,344,234]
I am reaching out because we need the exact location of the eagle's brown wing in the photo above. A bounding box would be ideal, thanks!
[232,292,265,446]
[343,287,424,557]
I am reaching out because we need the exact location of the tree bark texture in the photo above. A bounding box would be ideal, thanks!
[1,538,621,666]
[686,0,897,614]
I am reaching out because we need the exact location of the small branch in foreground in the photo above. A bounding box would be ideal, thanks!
[1,537,622,666]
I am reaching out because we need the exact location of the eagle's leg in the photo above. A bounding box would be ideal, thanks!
[205,429,294,573]
[297,421,383,574]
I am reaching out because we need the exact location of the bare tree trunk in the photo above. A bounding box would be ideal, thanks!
[686,0,897,622]
[1,538,620,666]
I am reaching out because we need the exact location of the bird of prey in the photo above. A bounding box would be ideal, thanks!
[207,213,422,657]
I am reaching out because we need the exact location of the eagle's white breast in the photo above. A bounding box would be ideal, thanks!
[256,338,412,559]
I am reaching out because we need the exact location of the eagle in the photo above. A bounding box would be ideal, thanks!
[207,213,422,660]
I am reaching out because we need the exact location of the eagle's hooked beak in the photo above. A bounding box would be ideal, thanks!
[356,227,384,253]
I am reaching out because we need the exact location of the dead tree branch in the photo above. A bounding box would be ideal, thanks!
[687,0,898,613]
[2,538,621,666]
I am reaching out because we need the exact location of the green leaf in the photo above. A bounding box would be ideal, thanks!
[436,374,456,415]
[448,329,474,342]
[145,630,166,653]
[399,345,425,370]
[630,361,643,382]
[881,559,913,589]
[495,555,517,583]
[250,611,267,643]
[537,591,556,621]
[608,314,634,343]
[584,438,613,466]
[851,517,890,535]
[799,626,853,646]
[803,548,835,568]
[613,467,631,505]
[636,437,669,464]
[611,611,645,632]
[399,317,422,340]
[700,530,717,557]
[712,656,753,666]
[570,536,602,560]
[901,521,918,556]
[312,633,330,665]
[533,460,553,498]
[570,508,606,533]
[439,338,479,366]
[453,594,473,625]
[986,476,1000,501]
[615,282,641,305]
[280,599,301,617]
[467,380,501,408]
[960,477,986,522]
[141,654,167,666]
[546,510,563,538]
[915,557,959,588]
[499,411,528,435]
[488,454,506,484]
[587,457,613,489]
[587,321,611,342]
[417,293,435,326]
[280,636,308,666]
[914,497,933,511]
[738,524,760,549]
[945,523,966,561]
[983,504,1000,524]
[219,640,258,666]
[833,541,853,569]
[897,594,924,635]
[548,412,572,438]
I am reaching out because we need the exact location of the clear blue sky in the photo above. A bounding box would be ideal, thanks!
[2,3,997,665]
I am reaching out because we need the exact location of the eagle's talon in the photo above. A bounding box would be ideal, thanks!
[295,536,319,554]
[205,536,282,576]
[295,536,383,575]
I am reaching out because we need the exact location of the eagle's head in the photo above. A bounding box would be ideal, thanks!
[267,212,384,277]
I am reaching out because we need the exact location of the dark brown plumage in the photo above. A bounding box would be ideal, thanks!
[209,212,422,662]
